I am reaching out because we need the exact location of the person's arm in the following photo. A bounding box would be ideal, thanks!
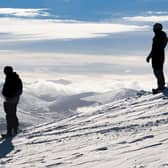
[164,34,168,48]
[2,81,7,97]
[146,52,152,63]
[146,38,154,63]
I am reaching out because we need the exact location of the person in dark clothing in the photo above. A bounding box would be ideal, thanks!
[2,66,23,137]
[146,23,168,93]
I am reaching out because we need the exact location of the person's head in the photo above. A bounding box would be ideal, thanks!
[4,66,13,75]
[153,23,163,33]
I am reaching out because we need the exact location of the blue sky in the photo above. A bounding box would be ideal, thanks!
[0,0,168,20]
[0,0,168,77]
[0,0,167,13]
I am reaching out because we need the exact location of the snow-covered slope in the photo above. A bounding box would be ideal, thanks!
[82,88,144,104]
[1,89,168,168]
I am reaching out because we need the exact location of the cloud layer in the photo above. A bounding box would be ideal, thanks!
[124,15,168,22]
[0,8,50,17]
[0,8,149,41]
[124,11,168,23]
[0,17,148,41]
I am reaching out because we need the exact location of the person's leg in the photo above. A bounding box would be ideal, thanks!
[4,102,12,136]
[153,68,165,90]
[11,97,20,134]
[12,103,19,134]
[3,97,19,136]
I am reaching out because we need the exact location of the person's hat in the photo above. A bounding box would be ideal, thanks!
[4,66,13,75]
[153,23,163,31]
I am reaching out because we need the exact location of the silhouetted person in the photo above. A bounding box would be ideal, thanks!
[146,23,168,94]
[2,66,23,137]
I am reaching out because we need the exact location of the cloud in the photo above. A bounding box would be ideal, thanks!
[0,8,50,17]
[0,17,148,41]
[20,74,154,95]
[0,52,147,67]
[147,11,168,15]
[123,15,168,22]
[0,51,152,77]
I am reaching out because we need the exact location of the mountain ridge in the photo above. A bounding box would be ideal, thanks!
[1,90,168,167]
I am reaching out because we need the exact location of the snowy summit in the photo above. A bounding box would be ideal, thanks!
[1,88,168,168]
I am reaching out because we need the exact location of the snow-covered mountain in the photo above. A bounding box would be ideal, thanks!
[1,86,168,168]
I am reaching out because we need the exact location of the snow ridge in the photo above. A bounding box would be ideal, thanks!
[1,90,168,168]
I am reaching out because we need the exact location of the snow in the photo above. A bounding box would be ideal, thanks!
[1,81,168,167]
[82,88,141,104]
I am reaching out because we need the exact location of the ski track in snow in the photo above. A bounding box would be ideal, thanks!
[1,91,168,167]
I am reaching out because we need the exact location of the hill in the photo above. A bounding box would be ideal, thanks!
[1,89,168,167]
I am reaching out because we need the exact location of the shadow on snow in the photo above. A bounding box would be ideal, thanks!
[0,137,14,159]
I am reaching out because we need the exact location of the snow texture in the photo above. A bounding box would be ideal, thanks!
[1,86,168,168]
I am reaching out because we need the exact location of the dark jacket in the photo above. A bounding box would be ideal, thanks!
[2,72,23,98]
[150,30,167,69]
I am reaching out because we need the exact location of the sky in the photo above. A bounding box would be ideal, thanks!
[0,0,168,79]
